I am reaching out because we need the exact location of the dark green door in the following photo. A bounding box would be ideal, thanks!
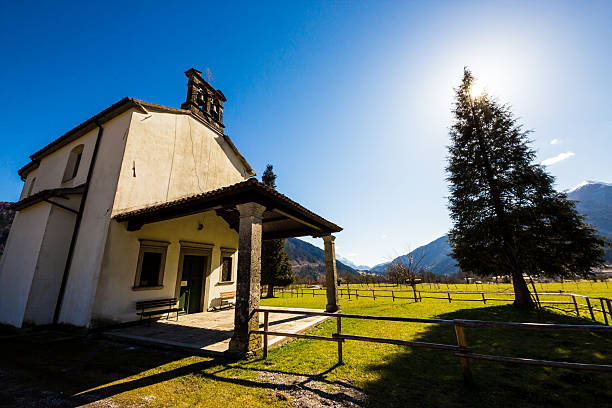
[179,255,206,314]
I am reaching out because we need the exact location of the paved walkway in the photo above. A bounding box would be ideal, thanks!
[104,306,328,356]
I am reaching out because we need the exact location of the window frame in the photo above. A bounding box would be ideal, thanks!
[62,144,85,183]
[132,239,170,290]
[219,248,237,284]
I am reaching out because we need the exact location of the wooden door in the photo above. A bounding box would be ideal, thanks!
[179,255,206,314]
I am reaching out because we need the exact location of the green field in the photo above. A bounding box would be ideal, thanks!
[0,282,610,407]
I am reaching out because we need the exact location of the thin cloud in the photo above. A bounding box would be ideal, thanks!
[541,151,575,166]
[550,138,562,145]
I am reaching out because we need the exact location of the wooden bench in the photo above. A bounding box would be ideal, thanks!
[136,298,180,321]
[219,291,236,309]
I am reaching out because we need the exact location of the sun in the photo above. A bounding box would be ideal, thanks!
[470,79,487,98]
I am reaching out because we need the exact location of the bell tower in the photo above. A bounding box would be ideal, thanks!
[181,68,227,131]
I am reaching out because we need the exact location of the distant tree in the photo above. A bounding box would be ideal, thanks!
[385,248,428,300]
[261,164,294,297]
[447,68,605,308]
[262,164,276,189]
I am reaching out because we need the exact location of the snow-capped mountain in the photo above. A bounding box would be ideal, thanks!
[565,180,612,238]
[336,255,371,271]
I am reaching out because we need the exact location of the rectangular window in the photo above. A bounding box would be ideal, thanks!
[221,256,232,282]
[134,240,169,289]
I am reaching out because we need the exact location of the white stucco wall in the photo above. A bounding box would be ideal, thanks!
[92,212,238,325]
[57,111,134,327]
[23,201,79,325]
[19,129,99,199]
[0,203,51,327]
[112,112,250,215]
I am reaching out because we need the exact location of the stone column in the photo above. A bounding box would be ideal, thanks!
[323,235,341,313]
[228,202,266,355]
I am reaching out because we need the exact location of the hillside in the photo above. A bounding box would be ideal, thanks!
[0,203,15,256]
[285,238,359,282]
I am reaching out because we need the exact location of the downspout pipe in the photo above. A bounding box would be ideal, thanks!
[52,122,105,325]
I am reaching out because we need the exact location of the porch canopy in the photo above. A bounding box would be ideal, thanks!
[114,178,341,239]
[113,177,342,355]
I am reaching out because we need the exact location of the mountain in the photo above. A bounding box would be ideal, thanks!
[0,203,16,257]
[370,236,456,275]
[372,180,612,275]
[566,181,612,237]
[370,261,391,274]
[565,181,612,262]
[394,235,457,275]
[336,255,370,271]
[285,238,359,281]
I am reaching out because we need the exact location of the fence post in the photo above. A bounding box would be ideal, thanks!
[372,290,376,300]
[454,321,473,385]
[481,293,486,304]
[448,292,452,303]
[263,311,269,358]
[348,288,351,300]
[607,300,612,326]
[337,316,343,365]
[412,285,418,302]
[572,295,580,317]
[313,289,315,298]
[356,290,359,300]
[586,297,596,321]
[392,291,395,302]
[529,278,541,308]
[600,298,609,325]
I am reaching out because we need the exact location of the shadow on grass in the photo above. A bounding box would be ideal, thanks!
[0,329,359,407]
[362,305,612,408]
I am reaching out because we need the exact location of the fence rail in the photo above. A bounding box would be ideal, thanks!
[274,286,612,325]
[255,307,612,385]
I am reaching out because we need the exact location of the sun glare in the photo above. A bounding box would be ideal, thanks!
[470,79,487,98]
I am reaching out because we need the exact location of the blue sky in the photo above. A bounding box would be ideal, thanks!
[1,1,611,267]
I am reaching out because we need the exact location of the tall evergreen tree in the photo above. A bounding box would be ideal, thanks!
[261,164,294,297]
[447,68,604,308]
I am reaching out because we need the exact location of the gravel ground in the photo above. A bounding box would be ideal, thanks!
[255,370,367,408]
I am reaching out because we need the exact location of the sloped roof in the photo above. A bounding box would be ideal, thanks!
[18,97,255,180]
[113,178,342,240]
[10,184,85,211]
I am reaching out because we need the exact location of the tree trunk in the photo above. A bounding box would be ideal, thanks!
[266,284,275,298]
[511,272,535,309]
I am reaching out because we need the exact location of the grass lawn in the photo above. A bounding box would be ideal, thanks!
[0,282,610,407]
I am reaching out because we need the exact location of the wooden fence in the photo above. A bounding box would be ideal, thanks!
[275,287,612,325]
[254,307,612,385]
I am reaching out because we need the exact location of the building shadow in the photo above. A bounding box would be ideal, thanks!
[0,324,351,407]
[361,305,612,408]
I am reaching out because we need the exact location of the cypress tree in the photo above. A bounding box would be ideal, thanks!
[261,165,294,297]
[447,68,604,308]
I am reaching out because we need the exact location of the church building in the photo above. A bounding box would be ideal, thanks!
[0,69,341,353]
